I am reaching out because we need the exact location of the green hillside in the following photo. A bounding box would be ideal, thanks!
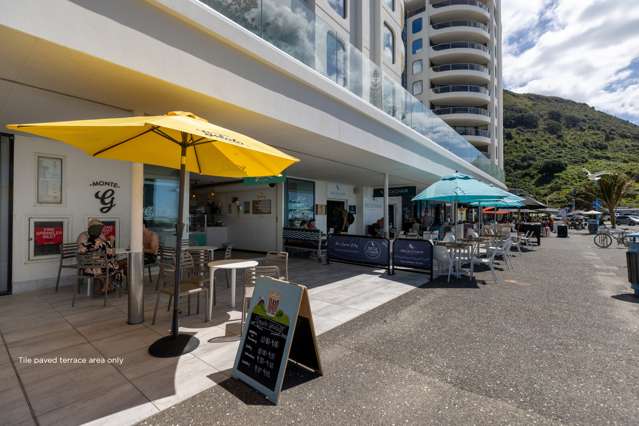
[503,90,639,208]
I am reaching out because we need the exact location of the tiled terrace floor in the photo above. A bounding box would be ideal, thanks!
[0,254,427,425]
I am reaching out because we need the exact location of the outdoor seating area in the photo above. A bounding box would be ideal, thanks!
[0,253,426,425]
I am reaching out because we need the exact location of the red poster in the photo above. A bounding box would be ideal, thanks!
[101,221,117,242]
[34,224,63,245]
[33,221,64,257]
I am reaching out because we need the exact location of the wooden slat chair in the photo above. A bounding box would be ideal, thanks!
[262,251,289,280]
[152,249,208,325]
[55,242,79,292]
[240,265,281,333]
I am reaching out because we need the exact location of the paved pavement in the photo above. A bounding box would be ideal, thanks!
[141,232,639,425]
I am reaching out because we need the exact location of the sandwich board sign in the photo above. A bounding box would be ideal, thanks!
[232,276,322,403]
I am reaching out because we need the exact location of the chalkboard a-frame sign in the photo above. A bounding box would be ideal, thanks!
[232,276,322,403]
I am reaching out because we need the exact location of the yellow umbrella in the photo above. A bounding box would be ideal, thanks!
[8,111,298,357]
[7,111,297,177]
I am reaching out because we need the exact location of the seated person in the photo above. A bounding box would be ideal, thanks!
[442,226,455,242]
[305,219,317,230]
[299,220,307,229]
[77,219,122,292]
[143,221,160,264]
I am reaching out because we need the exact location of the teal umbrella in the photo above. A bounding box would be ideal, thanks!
[412,173,510,203]
[413,174,510,238]
[471,195,524,232]
[470,195,525,208]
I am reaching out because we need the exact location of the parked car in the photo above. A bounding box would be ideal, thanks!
[616,215,639,226]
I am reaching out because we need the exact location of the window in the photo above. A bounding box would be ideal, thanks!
[285,178,315,227]
[412,80,423,95]
[412,59,423,75]
[327,31,347,86]
[328,0,346,18]
[412,17,422,34]
[383,24,395,64]
[412,38,423,54]
[384,0,395,11]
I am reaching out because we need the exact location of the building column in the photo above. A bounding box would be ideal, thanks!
[383,173,389,238]
[128,162,144,324]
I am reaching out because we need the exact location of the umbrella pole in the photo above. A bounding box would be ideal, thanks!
[149,140,200,357]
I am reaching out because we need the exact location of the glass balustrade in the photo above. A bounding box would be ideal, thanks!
[433,106,490,116]
[198,0,503,180]
[453,126,490,137]
[432,41,489,52]
[432,63,489,73]
[431,0,489,12]
[432,84,489,94]
[431,20,488,32]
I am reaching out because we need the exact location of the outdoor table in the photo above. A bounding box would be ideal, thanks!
[207,259,259,321]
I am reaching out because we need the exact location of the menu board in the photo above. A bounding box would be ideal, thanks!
[252,199,272,215]
[233,277,321,403]
[33,220,64,257]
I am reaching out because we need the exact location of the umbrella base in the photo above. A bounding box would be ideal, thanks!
[149,334,200,358]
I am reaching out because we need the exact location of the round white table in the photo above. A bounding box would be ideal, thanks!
[207,259,258,320]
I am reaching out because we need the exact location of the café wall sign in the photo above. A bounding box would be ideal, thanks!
[90,180,119,214]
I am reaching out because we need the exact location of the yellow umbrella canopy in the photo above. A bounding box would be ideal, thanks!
[7,111,298,177]
[7,111,298,357]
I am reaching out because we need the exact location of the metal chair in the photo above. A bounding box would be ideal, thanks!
[152,249,208,325]
[188,247,214,304]
[55,242,79,292]
[74,252,112,307]
[240,265,281,332]
[262,251,289,280]
[155,245,193,290]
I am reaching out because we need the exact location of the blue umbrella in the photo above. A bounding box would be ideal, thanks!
[413,174,510,238]
[470,195,525,208]
[413,173,510,203]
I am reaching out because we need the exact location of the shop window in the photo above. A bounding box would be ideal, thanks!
[143,165,179,246]
[285,178,315,227]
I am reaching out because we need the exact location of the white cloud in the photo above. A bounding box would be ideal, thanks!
[502,0,639,124]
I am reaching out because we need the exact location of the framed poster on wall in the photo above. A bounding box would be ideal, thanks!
[36,155,63,204]
[28,217,69,261]
[252,199,272,214]
[87,217,120,247]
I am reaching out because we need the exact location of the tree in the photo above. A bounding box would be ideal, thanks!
[591,173,633,228]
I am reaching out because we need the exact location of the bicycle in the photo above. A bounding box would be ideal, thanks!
[593,228,629,248]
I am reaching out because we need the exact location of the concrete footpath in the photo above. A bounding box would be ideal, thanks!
[141,232,639,425]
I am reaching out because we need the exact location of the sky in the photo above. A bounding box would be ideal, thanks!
[502,0,639,124]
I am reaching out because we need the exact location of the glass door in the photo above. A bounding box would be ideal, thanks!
[0,133,13,295]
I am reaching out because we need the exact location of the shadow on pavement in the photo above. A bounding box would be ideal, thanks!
[207,361,321,405]
[611,293,639,304]
[424,277,480,289]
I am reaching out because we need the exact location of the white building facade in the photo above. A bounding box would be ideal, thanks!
[405,0,503,167]
[0,0,504,294]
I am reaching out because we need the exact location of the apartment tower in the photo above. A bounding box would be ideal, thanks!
[405,0,503,167]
